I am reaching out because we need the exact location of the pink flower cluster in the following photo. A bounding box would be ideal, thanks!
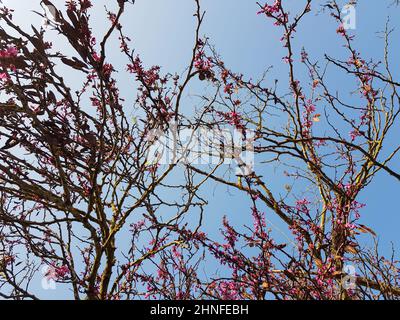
[78,0,92,11]
[0,45,18,58]
[222,216,238,248]
[295,198,311,213]
[102,63,114,77]
[218,111,245,131]
[251,207,267,238]
[257,0,287,26]
[0,45,18,81]
[301,99,317,137]
[257,1,281,16]
[215,281,241,300]
[46,264,70,281]
[0,72,9,81]
[127,56,160,88]
[194,51,212,73]
[349,129,362,141]
[336,24,346,37]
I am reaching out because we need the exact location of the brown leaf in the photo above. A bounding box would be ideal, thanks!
[357,224,377,237]
[261,282,269,289]
[61,57,88,71]
[313,113,321,122]
[344,245,358,255]
[315,258,324,268]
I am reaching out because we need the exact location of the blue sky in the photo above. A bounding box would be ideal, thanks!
[2,0,400,299]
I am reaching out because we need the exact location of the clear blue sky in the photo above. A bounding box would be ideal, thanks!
[2,0,400,299]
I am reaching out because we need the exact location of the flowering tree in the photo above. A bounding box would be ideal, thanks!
[0,0,400,300]
[188,0,400,300]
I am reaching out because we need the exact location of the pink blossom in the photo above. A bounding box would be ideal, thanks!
[7,45,18,57]
[257,1,281,16]
[0,72,10,81]
[336,24,346,36]
[0,45,18,58]
[92,52,101,62]
[349,129,362,141]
